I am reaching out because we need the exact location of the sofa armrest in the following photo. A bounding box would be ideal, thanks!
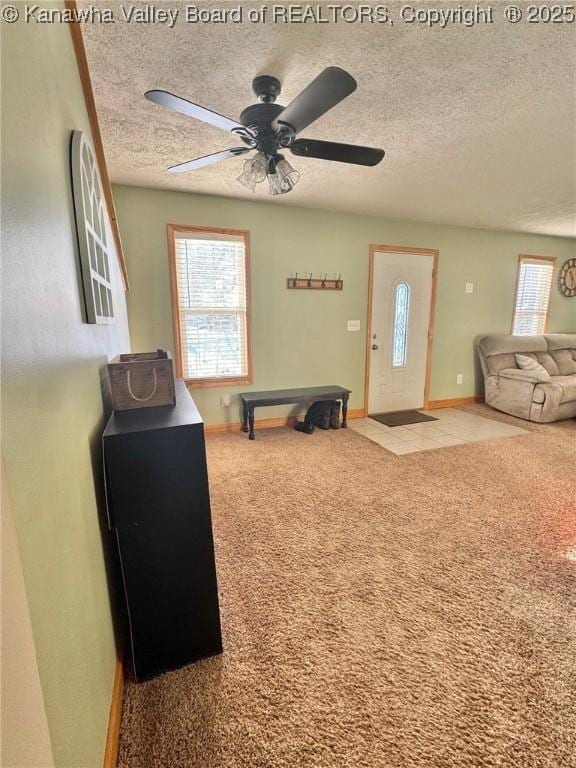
[484,374,535,420]
[498,367,550,384]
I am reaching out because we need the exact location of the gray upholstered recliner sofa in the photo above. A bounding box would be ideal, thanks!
[477,334,576,422]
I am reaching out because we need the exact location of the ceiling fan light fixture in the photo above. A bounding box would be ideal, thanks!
[266,154,300,195]
[267,170,286,196]
[276,156,300,191]
[237,152,267,192]
[236,170,256,192]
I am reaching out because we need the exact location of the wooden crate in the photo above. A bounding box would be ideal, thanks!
[108,350,176,411]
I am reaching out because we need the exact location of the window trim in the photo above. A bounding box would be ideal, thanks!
[511,254,556,336]
[167,223,253,388]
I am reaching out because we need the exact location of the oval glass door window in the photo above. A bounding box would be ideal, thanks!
[392,282,410,367]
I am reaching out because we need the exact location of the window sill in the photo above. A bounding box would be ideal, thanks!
[184,376,252,389]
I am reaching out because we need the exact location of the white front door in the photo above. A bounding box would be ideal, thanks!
[368,251,434,414]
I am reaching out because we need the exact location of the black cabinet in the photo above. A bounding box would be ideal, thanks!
[103,380,222,680]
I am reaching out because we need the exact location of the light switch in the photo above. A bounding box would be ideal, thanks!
[347,320,361,332]
[465,283,474,294]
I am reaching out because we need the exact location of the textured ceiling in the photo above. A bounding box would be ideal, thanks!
[81,1,576,237]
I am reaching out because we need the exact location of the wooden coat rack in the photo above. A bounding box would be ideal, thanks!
[287,273,343,290]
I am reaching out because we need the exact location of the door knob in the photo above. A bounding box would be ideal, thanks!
[371,344,379,350]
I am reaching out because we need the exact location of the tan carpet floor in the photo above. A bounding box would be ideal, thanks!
[117,406,576,768]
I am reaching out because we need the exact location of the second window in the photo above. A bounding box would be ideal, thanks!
[168,225,252,386]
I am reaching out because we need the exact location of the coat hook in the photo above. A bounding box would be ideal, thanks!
[287,271,342,290]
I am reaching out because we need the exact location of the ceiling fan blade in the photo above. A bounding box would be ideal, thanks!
[168,147,251,173]
[290,139,385,166]
[272,67,357,134]
[145,90,250,135]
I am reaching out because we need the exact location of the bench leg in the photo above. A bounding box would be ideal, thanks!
[248,408,255,440]
[342,394,349,428]
[242,404,249,433]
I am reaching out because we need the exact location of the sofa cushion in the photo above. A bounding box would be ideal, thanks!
[484,353,517,375]
[536,352,560,375]
[543,334,576,375]
[544,333,576,352]
[516,351,560,375]
[515,354,552,381]
[549,349,576,375]
[499,368,549,384]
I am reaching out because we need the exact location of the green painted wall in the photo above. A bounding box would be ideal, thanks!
[113,186,575,425]
[1,7,130,767]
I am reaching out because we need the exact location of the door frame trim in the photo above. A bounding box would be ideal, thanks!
[364,244,439,416]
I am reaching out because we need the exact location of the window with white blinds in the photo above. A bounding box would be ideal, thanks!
[512,256,555,335]
[169,227,251,384]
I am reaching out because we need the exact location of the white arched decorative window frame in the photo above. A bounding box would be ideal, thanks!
[392,281,410,367]
[70,130,115,324]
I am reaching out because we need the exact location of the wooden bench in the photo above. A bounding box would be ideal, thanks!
[239,385,351,440]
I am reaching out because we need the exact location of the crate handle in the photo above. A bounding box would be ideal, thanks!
[126,368,158,402]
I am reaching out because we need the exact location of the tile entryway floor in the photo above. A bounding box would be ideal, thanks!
[349,408,529,455]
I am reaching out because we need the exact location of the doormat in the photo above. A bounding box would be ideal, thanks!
[369,410,438,427]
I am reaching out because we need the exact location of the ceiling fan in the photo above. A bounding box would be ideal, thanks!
[145,67,385,196]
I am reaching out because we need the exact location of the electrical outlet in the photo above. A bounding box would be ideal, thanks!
[347,320,361,332]
[220,394,231,407]
[456,374,463,385]
[465,283,474,294]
